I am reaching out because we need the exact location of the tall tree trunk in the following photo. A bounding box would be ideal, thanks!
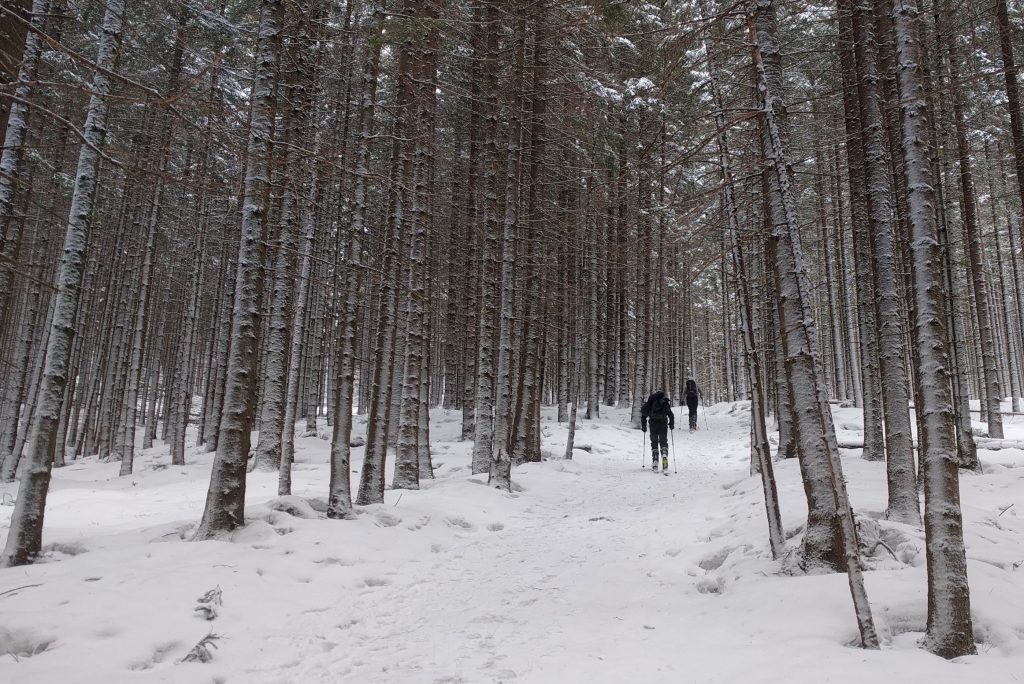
[890,0,975,658]
[0,0,125,567]
[850,0,920,523]
[394,0,441,491]
[701,0,784,559]
[195,0,281,539]
[0,0,47,329]
[838,0,885,463]
[750,0,879,648]
[470,1,501,475]
[328,8,383,518]
[946,37,1003,440]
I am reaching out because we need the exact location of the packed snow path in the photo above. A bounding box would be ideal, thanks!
[252,424,726,683]
[2,405,1023,683]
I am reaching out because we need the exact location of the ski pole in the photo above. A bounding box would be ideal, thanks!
[671,428,677,473]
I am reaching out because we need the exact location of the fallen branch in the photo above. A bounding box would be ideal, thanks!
[0,583,42,599]
[975,438,1024,451]
[868,541,898,561]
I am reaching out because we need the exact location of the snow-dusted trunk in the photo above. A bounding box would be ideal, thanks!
[328,13,382,518]
[1007,208,1024,418]
[509,13,544,458]
[890,0,975,658]
[557,293,570,423]
[926,32,978,470]
[356,98,409,506]
[458,70,480,439]
[252,176,298,472]
[279,11,322,495]
[750,0,878,648]
[946,57,1002,440]
[994,216,1021,413]
[837,1,884,464]
[996,0,1024,270]
[564,396,578,461]
[756,6,840,568]
[280,192,315,496]
[205,245,235,453]
[195,0,280,540]
[417,313,434,479]
[631,163,652,430]
[169,238,204,466]
[253,167,299,473]
[585,214,600,420]
[457,22,482,438]
[849,0,920,523]
[0,0,47,327]
[701,0,784,559]
[0,0,124,567]
[470,2,500,475]
[303,281,324,434]
[615,117,630,408]
[394,0,441,490]
[489,8,525,491]
[823,154,849,401]
[512,22,546,464]
[0,247,43,481]
[768,272,797,460]
[936,198,979,469]
[8,291,56,476]
[118,196,158,475]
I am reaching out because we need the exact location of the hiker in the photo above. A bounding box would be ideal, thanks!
[684,379,702,432]
[640,390,674,471]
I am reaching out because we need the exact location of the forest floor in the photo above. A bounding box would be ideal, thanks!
[1,403,1024,683]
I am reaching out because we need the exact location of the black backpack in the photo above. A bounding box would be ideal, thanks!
[647,394,670,421]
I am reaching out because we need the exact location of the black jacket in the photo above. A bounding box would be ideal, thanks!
[684,380,701,410]
[641,391,674,430]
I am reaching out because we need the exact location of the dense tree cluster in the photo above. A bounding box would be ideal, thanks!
[3,0,1023,658]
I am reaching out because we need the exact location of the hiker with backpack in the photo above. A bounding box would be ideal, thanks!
[684,379,702,432]
[640,390,674,472]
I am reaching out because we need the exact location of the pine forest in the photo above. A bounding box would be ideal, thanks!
[1,0,1024,680]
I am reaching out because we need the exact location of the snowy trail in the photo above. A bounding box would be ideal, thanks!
[243,418,734,683]
[2,405,1024,683]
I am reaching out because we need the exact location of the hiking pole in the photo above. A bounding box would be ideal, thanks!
[640,429,646,469]
[671,428,677,473]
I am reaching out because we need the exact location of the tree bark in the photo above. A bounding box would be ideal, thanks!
[890,0,976,658]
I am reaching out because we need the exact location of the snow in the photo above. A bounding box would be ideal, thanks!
[2,403,1023,682]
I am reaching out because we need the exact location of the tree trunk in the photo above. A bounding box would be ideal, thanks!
[890,0,976,658]
[849,0,920,523]
[750,0,878,648]
[195,0,281,540]
[0,0,125,567]
[701,0,784,559]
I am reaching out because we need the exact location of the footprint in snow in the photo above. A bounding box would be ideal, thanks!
[406,515,431,531]
[313,556,359,567]
[444,516,475,531]
[374,512,402,528]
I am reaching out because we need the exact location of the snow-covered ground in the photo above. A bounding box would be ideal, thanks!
[1,403,1023,683]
